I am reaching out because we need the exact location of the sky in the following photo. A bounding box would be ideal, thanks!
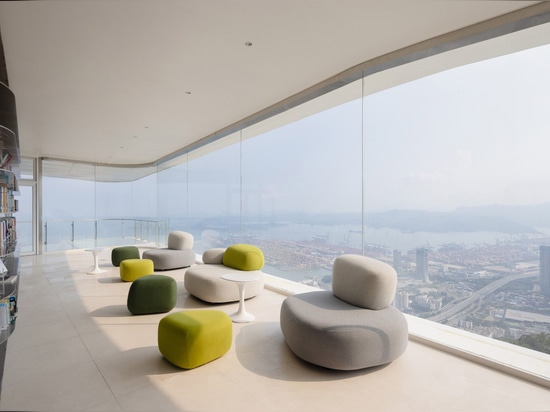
[363,43,550,211]
[238,41,550,213]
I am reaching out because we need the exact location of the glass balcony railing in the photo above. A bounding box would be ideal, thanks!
[17,218,168,253]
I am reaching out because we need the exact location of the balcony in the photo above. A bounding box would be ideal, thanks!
[1,249,549,411]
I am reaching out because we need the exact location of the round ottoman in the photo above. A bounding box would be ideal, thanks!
[280,255,408,371]
[158,310,232,369]
[280,291,408,370]
[111,246,140,267]
[127,274,177,315]
[120,258,154,282]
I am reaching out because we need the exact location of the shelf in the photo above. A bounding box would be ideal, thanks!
[0,126,18,170]
[0,65,20,345]
[0,254,18,343]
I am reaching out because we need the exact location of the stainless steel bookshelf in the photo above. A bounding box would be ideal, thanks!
[0,85,20,345]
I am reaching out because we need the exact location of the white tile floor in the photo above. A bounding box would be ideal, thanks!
[1,249,550,411]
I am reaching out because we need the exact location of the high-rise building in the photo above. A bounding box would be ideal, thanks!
[394,291,409,311]
[416,247,429,283]
[393,250,402,272]
[539,246,550,296]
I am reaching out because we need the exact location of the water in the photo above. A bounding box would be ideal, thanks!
[255,224,514,252]
[20,217,539,262]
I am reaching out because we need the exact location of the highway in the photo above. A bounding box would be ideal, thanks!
[428,271,538,322]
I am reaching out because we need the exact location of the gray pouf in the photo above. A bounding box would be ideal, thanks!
[280,290,408,370]
[142,231,196,270]
[143,248,195,270]
[279,254,408,371]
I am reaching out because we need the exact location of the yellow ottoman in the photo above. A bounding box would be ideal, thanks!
[120,258,154,282]
[158,310,232,369]
[223,244,265,271]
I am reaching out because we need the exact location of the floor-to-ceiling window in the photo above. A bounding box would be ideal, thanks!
[361,42,550,353]
[40,160,164,250]
[41,160,96,252]
[30,23,550,360]
[94,165,161,246]
[238,83,363,283]
[157,155,189,241]
[16,158,37,255]
[153,34,550,356]
[186,133,242,253]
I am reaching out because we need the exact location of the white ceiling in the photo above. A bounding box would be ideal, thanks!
[0,0,545,167]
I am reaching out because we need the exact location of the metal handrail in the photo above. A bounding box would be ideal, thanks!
[42,218,168,249]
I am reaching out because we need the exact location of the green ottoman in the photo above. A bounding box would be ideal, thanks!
[111,246,140,267]
[158,310,232,369]
[127,275,177,315]
[120,258,154,282]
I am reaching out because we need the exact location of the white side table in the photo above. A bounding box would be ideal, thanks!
[85,247,107,274]
[221,273,260,322]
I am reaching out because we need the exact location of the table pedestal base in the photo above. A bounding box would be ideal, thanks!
[86,248,107,275]
[222,275,258,323]
[229,282,255,322]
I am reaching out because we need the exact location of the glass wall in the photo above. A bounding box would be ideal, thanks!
[16,158,36,254]
[360,43,550,352]
[157,156,189,240]
[41,162,96,251]
[41,161,164,250]
[16,185,34,255]
[239,86,363,284]
[187,133,241,253]
[154,41,550,354]
[33,28,550,356]
[95,165,161,246]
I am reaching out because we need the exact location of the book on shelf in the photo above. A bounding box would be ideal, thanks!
[0,153,12,169]
[0,187,16,213]
[0,170,16,190]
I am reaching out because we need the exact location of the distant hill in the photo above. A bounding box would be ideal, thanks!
[454,203,550,228]
[193,204,550,234]
[364,209,537,234]
[274,206,542,234]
